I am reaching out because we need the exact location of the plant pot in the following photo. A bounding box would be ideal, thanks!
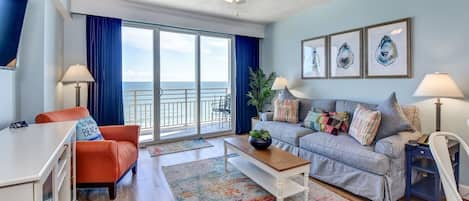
[249,136,272,150]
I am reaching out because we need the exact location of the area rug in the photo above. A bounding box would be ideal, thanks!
[162,155,348,201]
[147,138,213,157]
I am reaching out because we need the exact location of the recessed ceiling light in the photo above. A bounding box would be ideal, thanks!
[224,0,246,4]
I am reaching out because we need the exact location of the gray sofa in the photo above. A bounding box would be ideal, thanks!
[255,98,422,201]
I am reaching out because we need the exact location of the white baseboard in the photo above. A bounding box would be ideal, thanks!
[459,184,469,199]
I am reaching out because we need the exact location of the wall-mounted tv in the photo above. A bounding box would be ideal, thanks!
[0,0,28,70]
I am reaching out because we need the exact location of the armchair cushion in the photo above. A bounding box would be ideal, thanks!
[76,140,119,183]
[374,131,423,159]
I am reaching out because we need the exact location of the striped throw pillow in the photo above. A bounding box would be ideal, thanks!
[273,99,299,123]
[349,105,382,145]
[303,110,323,130]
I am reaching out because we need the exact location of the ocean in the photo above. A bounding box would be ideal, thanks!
[123,81,229,91]
[122,81,231,128]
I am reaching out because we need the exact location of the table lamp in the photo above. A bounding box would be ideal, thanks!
[62,64,95,107]
[413,72,464,131]
[271,77,289,98]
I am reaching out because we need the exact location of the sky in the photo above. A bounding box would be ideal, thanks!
[122,26,231,83]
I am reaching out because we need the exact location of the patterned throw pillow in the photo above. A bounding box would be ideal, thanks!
[273,99,300,123]
[318,112,349,135]
[76,116,104,141]
[304,109,349,135]
[303,110,323,130]
[349,105,382,145]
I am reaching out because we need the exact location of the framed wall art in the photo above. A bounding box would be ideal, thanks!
[301,36,328,79]
[329,28,363,78]
[365,18,412,78]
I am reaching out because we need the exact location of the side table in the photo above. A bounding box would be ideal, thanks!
[405,140,460,201]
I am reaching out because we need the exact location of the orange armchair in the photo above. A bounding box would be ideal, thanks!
[35,107,139,200]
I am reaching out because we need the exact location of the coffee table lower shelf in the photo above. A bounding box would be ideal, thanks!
[228,156,307,200]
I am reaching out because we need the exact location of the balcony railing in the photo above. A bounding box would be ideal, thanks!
[123,88,231,133]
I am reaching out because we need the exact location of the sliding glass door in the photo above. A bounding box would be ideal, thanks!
[122,26,155,142]
[200,36,232,134]
[159,30,198,140]
[122,24,234,143]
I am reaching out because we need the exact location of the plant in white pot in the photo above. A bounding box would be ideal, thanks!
[246,67,276,118]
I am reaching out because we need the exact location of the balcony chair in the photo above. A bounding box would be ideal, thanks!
[429,132,469,201]
[35,107,139,200]
[212,94,231,128]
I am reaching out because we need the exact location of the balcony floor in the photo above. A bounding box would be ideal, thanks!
[138,120,232,142]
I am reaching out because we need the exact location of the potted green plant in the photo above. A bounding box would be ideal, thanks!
[246,67,276,118]
[249,129,272,150]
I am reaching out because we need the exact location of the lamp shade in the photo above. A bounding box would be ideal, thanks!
[413,73,464,98]
[62,64,95,83]
[271,77,288,90]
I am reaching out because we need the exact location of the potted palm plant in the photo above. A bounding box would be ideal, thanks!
[246,67,276,118]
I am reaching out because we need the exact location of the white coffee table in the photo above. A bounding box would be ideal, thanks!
[224,136,310,201]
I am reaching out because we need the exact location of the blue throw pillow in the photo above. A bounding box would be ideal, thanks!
[374,92,414,142]
[76,116,104,141]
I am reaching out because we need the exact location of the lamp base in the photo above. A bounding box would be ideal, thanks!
[435,98,442,132]
[75,83,81,107]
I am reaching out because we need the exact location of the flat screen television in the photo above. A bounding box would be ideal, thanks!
[0,0,28,70]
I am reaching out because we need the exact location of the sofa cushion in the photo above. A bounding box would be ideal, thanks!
[336,100,377,120]
[299,132,390,175]
[349,105,382,145]
[375,93,414,141]
[255,121,314,146]
[273,99,300,123]
[299,99,336,121]
[402,105,421,132]
[303,110,323,130]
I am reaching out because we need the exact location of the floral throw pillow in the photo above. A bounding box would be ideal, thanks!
[317,112,350,135]
[349,105,382,146]
[76,116,104,141]
[273,99,299,123]
[304,109,350,135]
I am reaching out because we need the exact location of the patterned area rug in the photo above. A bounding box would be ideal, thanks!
[147,138,213,157]
[162,155,348,201]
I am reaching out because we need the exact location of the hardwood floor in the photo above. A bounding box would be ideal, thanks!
[77,135,428,201]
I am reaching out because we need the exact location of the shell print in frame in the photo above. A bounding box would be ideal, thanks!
[375,35,398,66]
[311,48,320,71]
[336,42,354,69]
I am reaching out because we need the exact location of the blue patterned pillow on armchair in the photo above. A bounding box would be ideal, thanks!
[76,116,104,141]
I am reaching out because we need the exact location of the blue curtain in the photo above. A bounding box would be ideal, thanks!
[86,15,124,126]
[235,35,259,134]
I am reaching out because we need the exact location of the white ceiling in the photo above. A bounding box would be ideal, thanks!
[126,0,329,24]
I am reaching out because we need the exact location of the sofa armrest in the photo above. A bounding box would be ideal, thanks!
[99,125,140,146]
[259,112,274,121]
[374,131,423,158]
[76,141,120,182]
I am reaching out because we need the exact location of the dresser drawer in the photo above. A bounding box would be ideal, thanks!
[0,183,34,201]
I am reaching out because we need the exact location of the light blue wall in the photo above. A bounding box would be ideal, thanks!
[262,0,469,184]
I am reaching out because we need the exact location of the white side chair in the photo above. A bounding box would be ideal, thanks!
[429,132,469,201]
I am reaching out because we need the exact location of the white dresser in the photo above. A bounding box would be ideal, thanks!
[0,121,77,201]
